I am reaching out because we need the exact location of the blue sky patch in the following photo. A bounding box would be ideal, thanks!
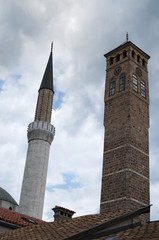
[47,173,81,191]
[0,79,4,91]
[53,87,65,110]
[11,74,22,87]
[12,74,22,81]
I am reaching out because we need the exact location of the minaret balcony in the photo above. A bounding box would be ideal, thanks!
[27,121,55,144]
[28,121,55,134]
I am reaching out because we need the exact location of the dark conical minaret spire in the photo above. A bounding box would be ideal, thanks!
[39,42,54,92]
[34,44,54,123]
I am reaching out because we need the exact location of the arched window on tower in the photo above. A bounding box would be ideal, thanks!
[123,50,127,58]
[109,79,116,96]
[132,50,135,58]
[119,74,125,92]
[133,74,138,92]
[142,59,145,67]
[116,54,120,62]
[137,54,140,63]
[140,80,146,98]
[110,57,113,65]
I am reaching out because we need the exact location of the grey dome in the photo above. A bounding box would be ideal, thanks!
[0,187,18,206]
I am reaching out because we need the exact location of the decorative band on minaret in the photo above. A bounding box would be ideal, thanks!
[19,44,55,219]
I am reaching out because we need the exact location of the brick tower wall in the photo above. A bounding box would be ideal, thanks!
[34,88,53,123]
[100,42,150,221]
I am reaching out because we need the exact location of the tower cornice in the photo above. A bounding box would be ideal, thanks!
[27,121,55,144]
[104,41,150,60]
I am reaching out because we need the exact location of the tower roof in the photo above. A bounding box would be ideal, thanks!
[104,41,150,59]
[39,44,53,92]
[0,187,18,206]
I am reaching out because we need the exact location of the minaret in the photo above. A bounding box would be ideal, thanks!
[19,44,55,219]
[100,38,150,221]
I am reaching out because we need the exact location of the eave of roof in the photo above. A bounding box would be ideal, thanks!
[0,209,138,239]
[104,41,150,59]
[0,207,45,227]
[0,219,20,230]
[52,206,76,214]
[95,221,159,240]
[63,205,150,240]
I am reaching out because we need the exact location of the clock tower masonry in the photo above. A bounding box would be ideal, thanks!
[100,38,150,221]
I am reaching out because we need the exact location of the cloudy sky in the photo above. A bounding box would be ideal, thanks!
[0,0,159,222]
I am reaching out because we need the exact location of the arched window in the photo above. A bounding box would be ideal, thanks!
[109,79,116,96]
[137,54,140,63]
[110,57,113,65]
[140,80,146,97]
[116,54,120,62]
[133,74,138,92]
[123,50,127,58]
[142,59,145,67]
[132,50,135,58]
[119,74,125,92]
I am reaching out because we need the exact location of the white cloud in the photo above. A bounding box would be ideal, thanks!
[0,0,159,222]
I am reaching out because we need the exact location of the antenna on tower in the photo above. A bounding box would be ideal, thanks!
[51,42,53,52]
[126,32,128,41]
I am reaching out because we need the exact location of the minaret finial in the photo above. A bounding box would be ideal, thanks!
[51,42,53,52]
[38,43,53,92]
[126,32,128,41]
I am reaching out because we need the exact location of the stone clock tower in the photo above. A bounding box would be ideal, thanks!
[19,45,55,219]
[100,38,150,220]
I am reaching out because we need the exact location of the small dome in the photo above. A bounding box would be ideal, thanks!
[0,187,18,206]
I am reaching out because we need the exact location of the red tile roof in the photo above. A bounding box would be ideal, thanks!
[0,209,130,239]
[1,207,157,240]
[52,206,76,214]
[0,207,44,227]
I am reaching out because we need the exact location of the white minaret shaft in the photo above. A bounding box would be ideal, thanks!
[19,45,55,219]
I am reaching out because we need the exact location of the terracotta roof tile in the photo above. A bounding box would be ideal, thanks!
[0,210,130,239]
[0,207,44,227]
[52,206,76,214]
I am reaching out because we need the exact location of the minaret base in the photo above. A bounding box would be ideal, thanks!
[19,121,55,219]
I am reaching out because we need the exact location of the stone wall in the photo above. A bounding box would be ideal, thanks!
[100,42,150,222]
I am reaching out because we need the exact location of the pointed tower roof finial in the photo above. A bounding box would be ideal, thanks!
[126,32,128,41]
[51,42,53,52]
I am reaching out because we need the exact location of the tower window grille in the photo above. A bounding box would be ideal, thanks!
[140,80,146,97]
[110,57,113,65]
[132,50,135,58]
[142,59,145,67]
[123,50,127,58]
[116,54,120,62]
[119,74,125,91]
[133,74,138,92]
[109,79,116,96]
[137,54,140,63]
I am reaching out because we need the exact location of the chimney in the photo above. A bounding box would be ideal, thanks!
[52,206,75,221]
